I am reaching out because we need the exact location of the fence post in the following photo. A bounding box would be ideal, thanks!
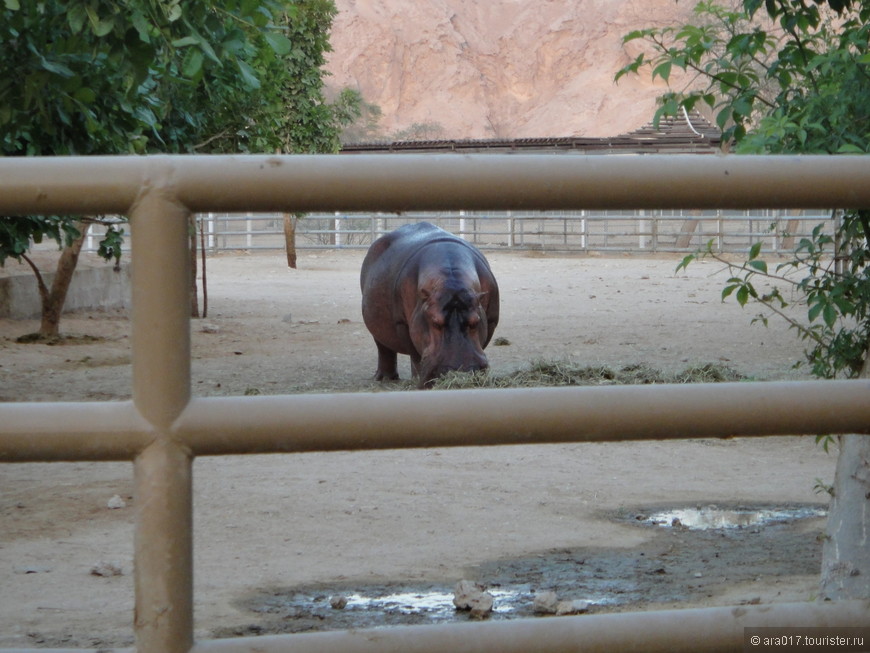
[507,212,514,248]
[207,213,215,253]
[129,181,194,653]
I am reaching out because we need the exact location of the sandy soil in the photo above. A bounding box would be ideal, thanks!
[0,250,835,647]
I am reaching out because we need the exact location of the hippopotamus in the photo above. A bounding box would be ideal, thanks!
[360,222,500,388]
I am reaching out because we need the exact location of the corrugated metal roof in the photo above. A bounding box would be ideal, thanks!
[340,110,722,155]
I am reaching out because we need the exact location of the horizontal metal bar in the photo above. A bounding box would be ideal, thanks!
[207,211,835,221]
[3,380,866,462]
[175,380,870,456]
[0,649,133,653]
[0,401,151,462]
[189,600,870,653]
[2,154,870,215]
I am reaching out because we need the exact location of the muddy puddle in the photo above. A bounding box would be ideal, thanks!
[634,505,826,530]
[217,503,827,638]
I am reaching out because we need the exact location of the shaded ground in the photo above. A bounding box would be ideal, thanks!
[0,250,834,647]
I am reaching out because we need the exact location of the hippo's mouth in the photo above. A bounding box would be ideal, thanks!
[418,359,489,389]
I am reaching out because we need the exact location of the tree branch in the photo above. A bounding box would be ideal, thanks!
[18,253,49,305]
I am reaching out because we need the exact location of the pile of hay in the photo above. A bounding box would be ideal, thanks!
[430,360,746,390]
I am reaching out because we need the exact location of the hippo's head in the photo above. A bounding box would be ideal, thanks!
[411,276,490,389]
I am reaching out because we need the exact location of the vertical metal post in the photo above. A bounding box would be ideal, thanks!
[507,211,514,248]
[207,213,215,253]
[638,209,646,250]
[134,438,193,653]
[130,184,194,653]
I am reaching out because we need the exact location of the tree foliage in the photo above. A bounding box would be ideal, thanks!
[616,0,870,154]
[1,0,356,156]
[1,0,358,333]
[617,0,870,379]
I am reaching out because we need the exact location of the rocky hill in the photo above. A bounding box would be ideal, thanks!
[324,0,696,140]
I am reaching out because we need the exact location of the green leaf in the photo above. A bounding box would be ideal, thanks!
[4,0,20,8]
[237,59,261,89]
[622,29,652,43]
[67,4,87,32]
[182,49,204,79]
[131,10,151,42]
[822,303,837,327]
[652,61,672,82]
[264,32,292,56]
[675,254,695,273]
[736,285,750,306]
[168,3,183,22]
[40,58,75,78]
[172,36,201,48]
[85,6,113,37]
[748,259,768,274]
[73,87,97,104]
[748,241,762,260]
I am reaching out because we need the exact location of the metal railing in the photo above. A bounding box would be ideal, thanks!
[192,209,831,254]
[1,154,869,653]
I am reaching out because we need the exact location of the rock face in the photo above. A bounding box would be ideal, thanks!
[325,0,696,139]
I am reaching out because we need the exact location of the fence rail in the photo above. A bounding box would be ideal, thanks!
[2,153,869,653]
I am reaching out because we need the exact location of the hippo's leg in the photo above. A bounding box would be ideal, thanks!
[374,341,400,381]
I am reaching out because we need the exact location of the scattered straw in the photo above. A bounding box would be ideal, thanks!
[429,359,746,390]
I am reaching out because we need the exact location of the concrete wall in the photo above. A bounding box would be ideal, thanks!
[0,263,131,319]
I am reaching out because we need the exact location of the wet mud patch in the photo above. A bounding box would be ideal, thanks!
[217,503,827,638]
[13,333,106,345]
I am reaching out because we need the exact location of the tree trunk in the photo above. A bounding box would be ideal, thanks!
[39,220,90,338]
[820,358,870,600]
[283,213,297,269]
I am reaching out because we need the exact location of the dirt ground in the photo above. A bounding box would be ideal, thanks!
[0,249,835,647]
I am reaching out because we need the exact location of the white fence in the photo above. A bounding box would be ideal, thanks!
[79,210,832,256]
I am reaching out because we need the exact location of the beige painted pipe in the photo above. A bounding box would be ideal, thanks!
[175,380,870,456]
[2,154,870,215]
[190,599,870,653]
[2,380,869,462]
[133,438,193,653]
[129,187,191,429]
[129,189,194,652]
[0,400,149,461]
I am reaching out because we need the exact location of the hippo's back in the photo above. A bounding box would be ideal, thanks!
[360,222,460,290]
